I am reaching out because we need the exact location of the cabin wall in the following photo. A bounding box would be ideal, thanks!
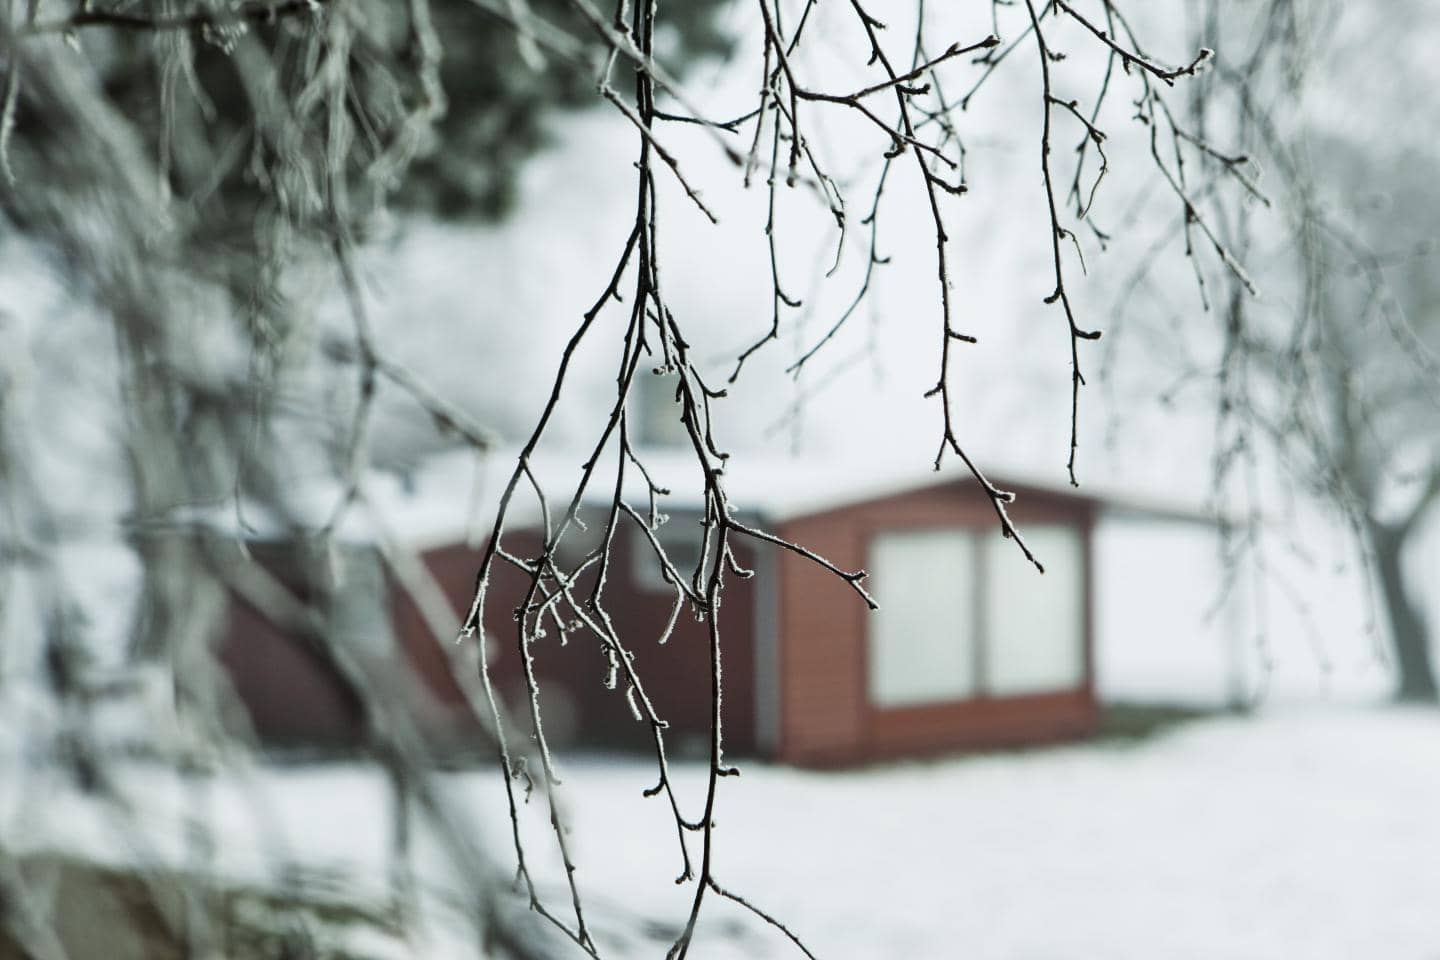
[412,526,761,757]
[217,524,761,759]
[220,541,481,756]
[219,595,366,750]
[774,482,1099,765]
[217,478,1098,765]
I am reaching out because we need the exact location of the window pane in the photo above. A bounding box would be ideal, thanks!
[983,524,1085,695]
[868,529,977,707]
[632,518,708,592]
[328,547,395,656]
[634,372,691,447]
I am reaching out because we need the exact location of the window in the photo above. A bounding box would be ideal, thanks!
[248,541,395,657]
[983,524,1086,695]
[326,546,396,657]
[632,517,709,592]
[634,371,691,448]
[554,507,605,571]
[867,529,978,706]
[866,523,1086,707]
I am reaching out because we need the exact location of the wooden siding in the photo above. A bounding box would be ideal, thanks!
[218,541,484,755]
[218,476,1099,765]
[774,479,1100,765]
[219,594,366,749]
[217,525,761,759]
[412,524,762,756]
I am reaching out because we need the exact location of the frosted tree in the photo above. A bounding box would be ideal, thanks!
[1132,0,1440,701]
[0,0,1305,957]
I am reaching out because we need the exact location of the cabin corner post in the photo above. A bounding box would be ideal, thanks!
[751,531,782,759]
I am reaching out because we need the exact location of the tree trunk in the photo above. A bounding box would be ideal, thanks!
[1370,522,1438,702]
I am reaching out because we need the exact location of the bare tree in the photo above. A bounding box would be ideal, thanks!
[0,1,1275,957]
[1135,0,1440,702]
[1211,136,1440,701]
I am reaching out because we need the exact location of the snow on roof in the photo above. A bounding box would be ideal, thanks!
[562,447,1220,527]
[405,446,1219,546]
[577,447,1024,521]
[207,444,1218,551]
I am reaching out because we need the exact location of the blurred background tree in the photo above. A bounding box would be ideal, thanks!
[1237,139,1440,701]
[0,4,734,955]
[1180,0,1440,701]
[5,1,1433,958]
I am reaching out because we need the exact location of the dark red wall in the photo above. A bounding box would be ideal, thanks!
[411,524,761,758]
[219,594,365,749]
[218,542,480,755]
[216,526,760,759]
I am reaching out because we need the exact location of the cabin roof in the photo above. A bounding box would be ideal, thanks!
[200,445,1217,550]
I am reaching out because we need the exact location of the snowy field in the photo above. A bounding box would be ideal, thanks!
[5,706,1439,959]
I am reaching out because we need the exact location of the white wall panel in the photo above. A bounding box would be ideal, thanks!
[984,525,1084,695]
[868,529,977,706]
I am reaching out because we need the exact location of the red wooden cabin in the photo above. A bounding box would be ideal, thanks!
[219,452,1103,766]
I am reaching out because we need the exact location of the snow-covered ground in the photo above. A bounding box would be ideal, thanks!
[6,706,1439,958]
